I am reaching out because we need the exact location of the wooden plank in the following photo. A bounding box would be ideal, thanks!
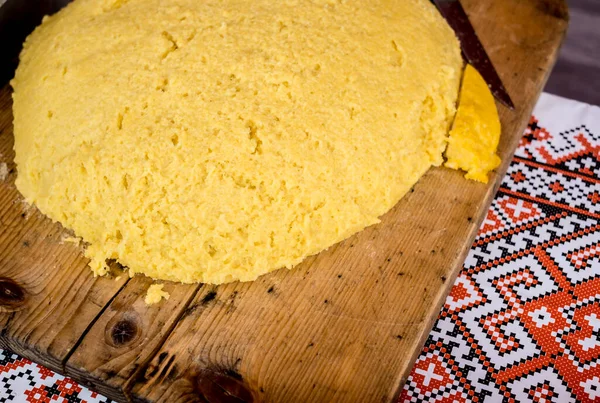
[63,278,199,402]
[0,86,129,372]
[123,2,569,402]
[129,178,484,403]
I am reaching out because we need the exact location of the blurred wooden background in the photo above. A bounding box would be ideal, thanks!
[545,0,600,105]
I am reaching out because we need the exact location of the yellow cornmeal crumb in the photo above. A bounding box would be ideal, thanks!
[445,64,502,183]
[12,0,462,284]
[144,284,170,305]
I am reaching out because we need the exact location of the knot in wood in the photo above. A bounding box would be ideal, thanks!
[109,318,139,347]
[0,278,25,309]
[194,369,254,402]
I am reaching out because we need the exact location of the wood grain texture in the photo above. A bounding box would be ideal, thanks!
[0,0,567,402]
[63,278,199,402]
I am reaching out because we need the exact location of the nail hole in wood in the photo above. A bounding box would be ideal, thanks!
[201,290,217,305]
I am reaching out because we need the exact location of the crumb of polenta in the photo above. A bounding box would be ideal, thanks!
[144,284,170,305]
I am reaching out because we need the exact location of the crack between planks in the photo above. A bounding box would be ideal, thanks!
[60,277,132,370]
[1,311,16,338]
[122,283,205,403]
[0,312,19,354]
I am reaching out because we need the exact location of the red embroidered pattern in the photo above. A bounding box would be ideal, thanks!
[401,113,600,402]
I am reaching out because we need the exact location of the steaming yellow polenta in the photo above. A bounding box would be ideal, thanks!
[12,0,462,284]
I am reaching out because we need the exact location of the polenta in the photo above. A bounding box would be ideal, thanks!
[144,284,170,305]
[12,0,462,284]
[445,64,502,183]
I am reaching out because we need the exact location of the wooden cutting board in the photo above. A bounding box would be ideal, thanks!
[0,1,568,401]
